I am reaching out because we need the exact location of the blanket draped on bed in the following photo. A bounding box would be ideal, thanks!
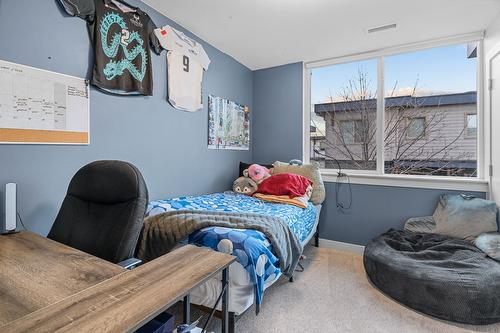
[137,209,303,277]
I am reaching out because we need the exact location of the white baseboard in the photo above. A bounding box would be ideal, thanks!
[318,238,365,254]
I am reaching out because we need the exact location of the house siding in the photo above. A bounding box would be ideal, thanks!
[317,101,477,171]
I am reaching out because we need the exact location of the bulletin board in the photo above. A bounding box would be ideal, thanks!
[0,59,90,144]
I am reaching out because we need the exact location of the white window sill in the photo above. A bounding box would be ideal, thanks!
[320,170,489,192]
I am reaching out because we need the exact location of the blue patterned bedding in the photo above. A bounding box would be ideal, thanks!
[147,191,317,306]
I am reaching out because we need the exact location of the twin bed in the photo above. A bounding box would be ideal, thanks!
[137,162,324,330]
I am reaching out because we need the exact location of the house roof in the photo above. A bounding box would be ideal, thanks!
[314,91,477,114]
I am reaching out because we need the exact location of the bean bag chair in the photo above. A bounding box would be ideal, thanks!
[364,229,500,325]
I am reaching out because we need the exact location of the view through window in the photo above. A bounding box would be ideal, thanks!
[312,59,377,170]
[309,43,478,177]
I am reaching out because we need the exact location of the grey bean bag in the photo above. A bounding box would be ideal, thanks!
[364,229,500,325]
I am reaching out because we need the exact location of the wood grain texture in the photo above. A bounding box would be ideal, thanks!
[1,243,235,333]
[0,231,124,326]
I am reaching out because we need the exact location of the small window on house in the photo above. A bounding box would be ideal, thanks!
[406,117,426,139]
[340,120,364,144]
[465,114,477,138]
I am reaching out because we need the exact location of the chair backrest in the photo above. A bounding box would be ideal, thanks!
[48,160,149,263]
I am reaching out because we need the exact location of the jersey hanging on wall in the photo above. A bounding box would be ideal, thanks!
[154,25,210,112]
[58,0,161,95]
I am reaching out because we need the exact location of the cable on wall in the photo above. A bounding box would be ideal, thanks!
[16,212,28,231]
[313,149,353,211]
[335,172,352,211]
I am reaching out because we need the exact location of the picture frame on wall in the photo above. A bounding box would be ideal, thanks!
[208,94,250,150]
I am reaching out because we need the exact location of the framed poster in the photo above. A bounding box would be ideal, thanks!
[208,95,249,150]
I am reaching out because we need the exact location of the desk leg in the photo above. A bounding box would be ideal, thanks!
[183,294,190,324]
[221,267,229,333]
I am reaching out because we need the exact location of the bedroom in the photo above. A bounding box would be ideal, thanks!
[1,0,500,332]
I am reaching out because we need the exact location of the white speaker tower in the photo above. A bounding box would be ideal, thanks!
[3,183,17,234]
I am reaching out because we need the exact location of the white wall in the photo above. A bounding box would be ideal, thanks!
[485,14,500,204]
[486,14,500,56]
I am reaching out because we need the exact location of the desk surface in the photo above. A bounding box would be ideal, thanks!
[0,231,124,326]
[0,231,235,333]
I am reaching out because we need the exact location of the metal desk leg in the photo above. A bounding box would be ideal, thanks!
[221,267,229,333]
[183,294,190,324]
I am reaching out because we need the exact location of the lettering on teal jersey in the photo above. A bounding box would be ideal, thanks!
[99,12,147,82]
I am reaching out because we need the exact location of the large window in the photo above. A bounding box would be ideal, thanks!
[311,59,377,171]
[308,41,479,178]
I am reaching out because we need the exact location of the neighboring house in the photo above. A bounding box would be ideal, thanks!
[310,125,326,164]
[313,91,477,176]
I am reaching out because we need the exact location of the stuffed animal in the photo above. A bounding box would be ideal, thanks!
[233,177,258,196]
[243,164,272,184]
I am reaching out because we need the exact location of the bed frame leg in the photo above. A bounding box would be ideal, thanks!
[228,312,235,333]
[314,228,319,247]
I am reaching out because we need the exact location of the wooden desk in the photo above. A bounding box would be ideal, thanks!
[0,231,236,333]
[0,231,125,325]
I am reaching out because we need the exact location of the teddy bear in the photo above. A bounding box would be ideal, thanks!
[243,164,272,184]
[233,176,258,196]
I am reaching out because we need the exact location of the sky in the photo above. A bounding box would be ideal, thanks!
[311,43,477,104]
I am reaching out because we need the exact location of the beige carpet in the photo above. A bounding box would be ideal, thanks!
[172,246,500,332]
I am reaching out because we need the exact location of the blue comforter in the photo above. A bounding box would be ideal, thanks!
[147,191,317,306]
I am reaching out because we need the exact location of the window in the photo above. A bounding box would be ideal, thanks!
[308,41,480,178]
[465,113,477,138]
[311,59,377,171]
[406,117,426,139]
[384,44,477,177]
[340,120,364,144]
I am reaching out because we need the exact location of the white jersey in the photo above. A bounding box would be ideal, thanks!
[154,25,210,112]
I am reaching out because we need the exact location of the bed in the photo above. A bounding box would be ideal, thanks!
[138,161,325,331]
[146,191,322,315]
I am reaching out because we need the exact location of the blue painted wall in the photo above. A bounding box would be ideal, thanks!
[0,1,489,245]
[252,63,303,163]
[0,0,253,235]
[252,62,487,246]
[321,183,485,245]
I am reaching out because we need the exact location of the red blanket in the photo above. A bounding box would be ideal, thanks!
[256,173,312,198]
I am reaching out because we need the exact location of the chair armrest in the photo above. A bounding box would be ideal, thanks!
[118,258,142,269]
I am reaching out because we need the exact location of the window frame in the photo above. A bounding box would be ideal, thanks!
[303,32,488,191]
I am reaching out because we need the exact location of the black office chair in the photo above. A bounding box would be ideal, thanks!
[48,160,148,267]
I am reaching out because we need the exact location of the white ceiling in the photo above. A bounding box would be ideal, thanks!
[143,0,500,70]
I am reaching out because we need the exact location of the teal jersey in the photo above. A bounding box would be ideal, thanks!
[58,0,161,95]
